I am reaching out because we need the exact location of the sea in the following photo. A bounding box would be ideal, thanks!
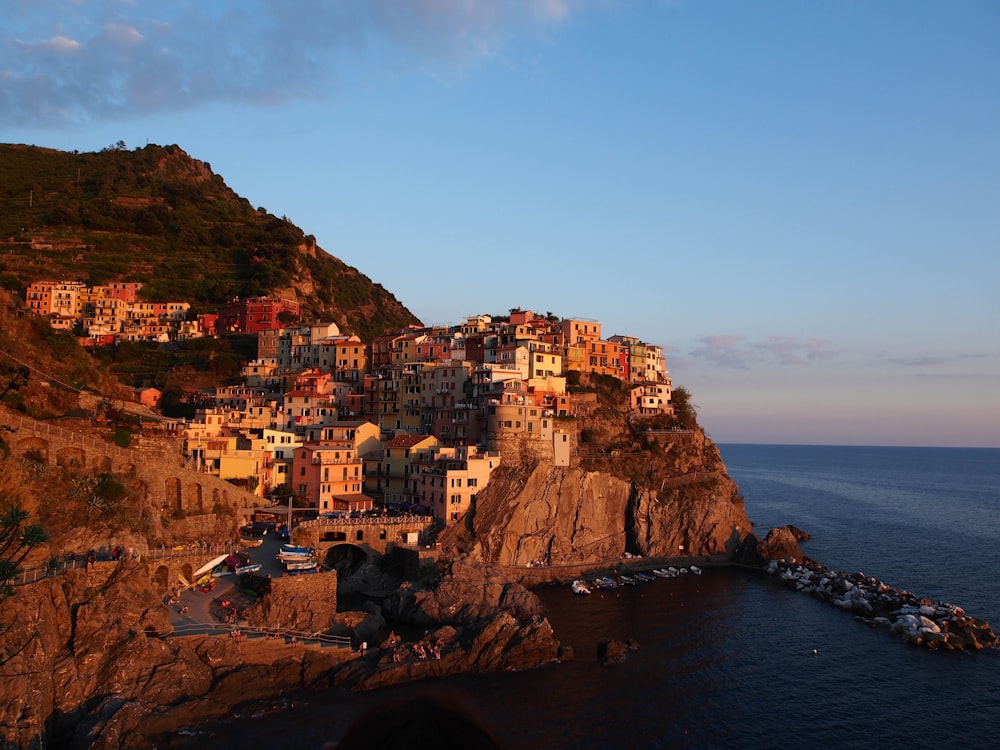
[171,445,1000,750]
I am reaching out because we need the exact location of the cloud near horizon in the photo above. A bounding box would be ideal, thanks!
[1,0,581,128]
[688,334,838,370]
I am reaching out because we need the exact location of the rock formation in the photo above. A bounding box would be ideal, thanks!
[348,557,561,691]
[0,560,352,748]
[0,555,561,748]
[465,427,755,568]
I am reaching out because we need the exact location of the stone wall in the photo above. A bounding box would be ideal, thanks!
[249,570,339,632]
[0,407,260,544]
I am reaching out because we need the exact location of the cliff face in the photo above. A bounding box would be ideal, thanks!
[467,427,754,568]
[0,561,359,749]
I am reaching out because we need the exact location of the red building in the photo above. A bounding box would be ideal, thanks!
[216,297,300,334]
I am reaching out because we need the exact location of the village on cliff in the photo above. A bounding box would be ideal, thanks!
[23,282,675,526]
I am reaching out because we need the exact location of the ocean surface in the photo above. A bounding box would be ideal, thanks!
[173,445,1000,749]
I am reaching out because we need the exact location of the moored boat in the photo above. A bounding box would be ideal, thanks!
[284,559,319,571]
[571,579,592,595]
[277,553,313,564]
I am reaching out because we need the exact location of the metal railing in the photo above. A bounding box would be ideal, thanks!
[299,515,434,528]
[156,620,352,648]
[6,543,238,587]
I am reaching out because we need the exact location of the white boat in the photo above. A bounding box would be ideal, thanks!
[653,568,674,578]
[284,559,318,571]
[618,575,638,586]
[571,579,592,595]
[235,563,262,575]
[690,565,703,575]
[594,577,618,590]
[277,552,314,564]
[280,544,314,555]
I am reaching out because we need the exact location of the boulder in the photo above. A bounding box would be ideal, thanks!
[757,526,806,561]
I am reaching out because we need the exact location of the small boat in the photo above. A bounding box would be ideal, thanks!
[281,544,314,555]
[277,553,314,564]
[594,577,618,590]
[618,575,638,586]
[571,580,592,595]
[634,572,656,583]
[239,537,264,548]
[284,559,319,572]
[235,563,262,575]
[690,565,703,575]
[652,568,674,578]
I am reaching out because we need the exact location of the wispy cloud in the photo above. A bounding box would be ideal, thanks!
[1,0,581,128]
[688,334,838,369]
[888,353,988,368]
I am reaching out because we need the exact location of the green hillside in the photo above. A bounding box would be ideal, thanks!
[0,142,419,341]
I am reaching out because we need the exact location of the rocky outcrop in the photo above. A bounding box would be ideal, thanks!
[756,524,808,561]
[346,557,560,691]
[0,556,561,748]
[598,638,640,667]
[0,562,354,749]
[467,455,754,567]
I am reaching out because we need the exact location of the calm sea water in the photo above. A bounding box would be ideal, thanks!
[173,445,1000,749]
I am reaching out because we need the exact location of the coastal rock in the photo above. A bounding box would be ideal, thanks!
[598,638,638,667]
[758,526,806,561]
[468,437,754,569]
[329,610,385,646]
[349,556,560,691]
[382,557,546,626]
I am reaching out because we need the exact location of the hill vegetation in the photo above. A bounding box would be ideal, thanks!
[0,142,419,341]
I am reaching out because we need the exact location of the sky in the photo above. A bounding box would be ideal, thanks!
[2,0,998,448]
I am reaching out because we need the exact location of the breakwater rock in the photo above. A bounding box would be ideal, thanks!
[765,559,999,650]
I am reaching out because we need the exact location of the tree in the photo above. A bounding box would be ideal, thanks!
[0,502,48,584]
[671,386,697,427]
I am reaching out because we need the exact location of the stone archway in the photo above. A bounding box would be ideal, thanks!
[186,482,204,513]
[165,477,181,514]
[56,446,86,472]
[154,564,170,590]
[14,436,48,464]
[180,562,194,586]
[323,543,368,576]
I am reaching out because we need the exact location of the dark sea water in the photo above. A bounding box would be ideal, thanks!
[176,445,1000,750]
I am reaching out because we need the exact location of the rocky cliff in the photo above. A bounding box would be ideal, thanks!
[0,560,360,748]
[0,556,561,748]
[459,426,755,570]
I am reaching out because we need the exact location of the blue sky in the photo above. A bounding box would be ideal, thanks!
[3,1,998,448]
